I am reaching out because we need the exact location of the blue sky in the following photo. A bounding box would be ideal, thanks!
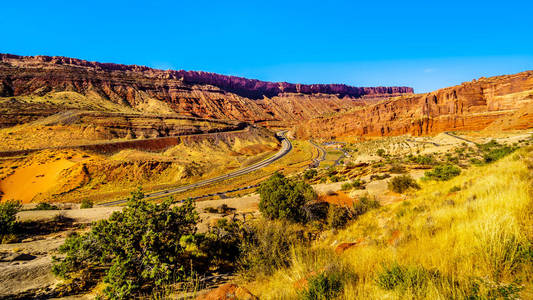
[2,0,532,92]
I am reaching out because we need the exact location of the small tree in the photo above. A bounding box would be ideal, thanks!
[0,200,22,236]
[424,165,461,181]
[258,172,316,222]
[52,189,199,299]
[389,175,420,193]
[377,149,386,157]
[80,199,93,209]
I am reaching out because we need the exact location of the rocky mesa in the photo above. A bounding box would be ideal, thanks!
[296,70,533,138]
[0,54,413,125]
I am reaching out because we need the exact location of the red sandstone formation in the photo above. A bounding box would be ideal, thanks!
[0,54,412,124]
[296,71,533,138]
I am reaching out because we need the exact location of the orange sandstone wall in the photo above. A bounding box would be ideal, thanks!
[296,71,533,138]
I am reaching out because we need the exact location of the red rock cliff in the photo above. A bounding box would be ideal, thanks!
[0,54,413,123]
[295,71,533,138]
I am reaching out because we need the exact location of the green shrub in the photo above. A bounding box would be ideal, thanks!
[80,199,93,209]
[370,173,391,181]
[389,164,406,174]
[351,179,365,189]
[258,172,316,223]
[408,154,437,165]
[478,139,500,152]
[329,175,341,182]
[388,175,420,193]
[239,220,310,277]
[52,189,199,299]
[0,200,22,236]
[377,149,386,157]
[376,263,436,293]
[340,182,352,191]
[340,179,365,191]
[303,169,318,180]
[483,146,516,163]
[446,155,459,163]
[300,272,343,300]
[33,202,59,210]
[470,158,483,165]
[373,162,385,168]
[424,165,461,181]
[449,186,461,193]
[352,195,380,217]
[327,205,351,229]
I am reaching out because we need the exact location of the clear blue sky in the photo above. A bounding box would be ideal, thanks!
[2,0,532,92]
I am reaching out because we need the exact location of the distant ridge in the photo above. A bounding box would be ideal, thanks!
[0,53,413,100]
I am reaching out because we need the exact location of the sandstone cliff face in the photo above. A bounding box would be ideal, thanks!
[296,71,533,138]
[0,54,412,123]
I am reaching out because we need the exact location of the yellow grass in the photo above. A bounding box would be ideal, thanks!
[246,146,533,299]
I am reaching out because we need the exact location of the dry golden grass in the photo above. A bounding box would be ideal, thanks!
[246,146,533,299]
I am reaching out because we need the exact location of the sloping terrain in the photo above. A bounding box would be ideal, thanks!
[0,127,279,203]
[296,71,533,138]
[0,110,245,151]
[248,146,533,299]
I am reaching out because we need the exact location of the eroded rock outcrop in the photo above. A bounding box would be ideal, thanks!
[296,71,533,138]
[0,54,412,124]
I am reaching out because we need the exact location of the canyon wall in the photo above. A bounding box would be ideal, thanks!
[0,54,412,123]
[296,71,533,138]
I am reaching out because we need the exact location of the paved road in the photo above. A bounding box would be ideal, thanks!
[406,138,440,147]
[100,131,292,206]
[443,132,477,145]
[309,140,326,168]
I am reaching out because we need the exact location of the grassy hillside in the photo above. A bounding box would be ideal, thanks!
[247,146,533,299]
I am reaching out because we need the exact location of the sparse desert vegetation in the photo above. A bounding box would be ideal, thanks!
[244,145,533,299]
[0,42,532,299]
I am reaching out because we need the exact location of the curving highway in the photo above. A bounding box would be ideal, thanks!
[309,140,326,168]
[443,131,477,145]
[100,131,292,206]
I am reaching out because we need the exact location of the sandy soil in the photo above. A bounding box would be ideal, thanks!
[16,206,122,223]
[0,159,76,203]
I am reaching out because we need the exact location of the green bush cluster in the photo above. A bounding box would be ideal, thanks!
[376,263,436,293]
[376,148,386,157]
[408,154,437,165]
[300,272,343,300]
[33,202,59,210]
[341,179,365,191]
[303,169,318,180]
[370,173,391,181]
[388,175,420,193]
[483,146,516,163]
[424,165,461,181]
[258,172,317,223]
